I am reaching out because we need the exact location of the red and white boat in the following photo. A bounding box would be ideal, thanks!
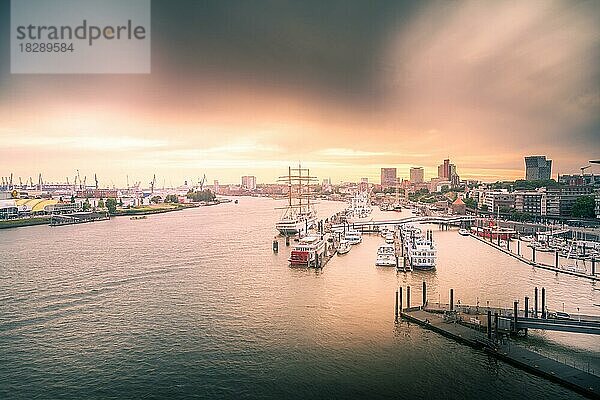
[289,235,327,267]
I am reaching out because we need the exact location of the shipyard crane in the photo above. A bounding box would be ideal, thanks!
[29,177,33,188]
[150,174,156,194]
[198,174,206,191]
[94,173,99,190]
[38,173,42,191]
[83,176,87,190]
[9,173,13,189]
[19,177,23,188]
[76,169,82,190]
[581,165,591,175]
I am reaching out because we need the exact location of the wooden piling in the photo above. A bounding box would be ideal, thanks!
[407,286,411,309]
[399,287,403,313]
[487,310,492,339]
[513,301,518,333]
[422,281,427,307]
[541,287,546,319]
[450,288,454,311]
[395,290,399,321]
[534,287,538,318]
[524,296,529,318]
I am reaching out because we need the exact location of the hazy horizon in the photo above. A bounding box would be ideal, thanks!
[1,0,599,187]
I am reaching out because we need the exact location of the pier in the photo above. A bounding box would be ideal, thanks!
[468,233,599,281]
[395,284,600,398]
[49,211,110,226]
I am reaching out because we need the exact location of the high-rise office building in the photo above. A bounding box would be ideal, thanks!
[524,156,552,180]
[410,167,424,183]
[437,159,460,186]
[380,168,397,188]
[241,176,256,190]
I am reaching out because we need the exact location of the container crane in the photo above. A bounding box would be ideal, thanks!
[150,174,156,194]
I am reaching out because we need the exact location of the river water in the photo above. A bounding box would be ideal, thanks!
[0,197,598,399]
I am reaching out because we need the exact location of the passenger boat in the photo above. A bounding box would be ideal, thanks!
[385,233,395,244]
[458,229,470,236]
[289,234,327,267]
[344,229,362,245]
[376,243,396,266]
[404,230,437,270]
[520,235,534,242]
[337,240,351,255]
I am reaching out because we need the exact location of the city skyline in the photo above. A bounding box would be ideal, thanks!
[1,1,599,186]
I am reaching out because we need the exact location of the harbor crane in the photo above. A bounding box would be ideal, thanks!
[581,165,591,175]
[198,174,206,191]
[94,174,99,190]
[150,174,156,194]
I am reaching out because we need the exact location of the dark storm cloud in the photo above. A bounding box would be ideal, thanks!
[150,0,416,101]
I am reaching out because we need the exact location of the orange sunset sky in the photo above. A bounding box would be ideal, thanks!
[0,0,599,186]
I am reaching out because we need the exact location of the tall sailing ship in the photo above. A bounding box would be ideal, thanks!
[275,165,318,236]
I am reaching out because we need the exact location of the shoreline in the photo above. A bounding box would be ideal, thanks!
[0,200,229,230]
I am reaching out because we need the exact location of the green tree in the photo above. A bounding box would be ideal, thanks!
[97,199,105,208]
[164,194,179,203]
[187,189,216,202]
[70,195,75,204]
[464,197,477,209]
[480,204,489,212]
[105,198,118,214]
[150,196,162,204]
[82,199,91,211]
[571,195,595,218]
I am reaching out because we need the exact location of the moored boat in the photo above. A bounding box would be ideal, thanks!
[344,229,362,245]
[458,229,469,236]
[376,243,396,266]
[289,234,327,267]
[337,240,351,255]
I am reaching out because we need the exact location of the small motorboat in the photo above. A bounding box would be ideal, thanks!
[458,229,470,236]
[337,240,351,255]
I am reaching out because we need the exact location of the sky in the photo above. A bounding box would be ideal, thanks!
[0,0,599,187]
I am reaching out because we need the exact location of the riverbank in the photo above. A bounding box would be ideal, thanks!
[113,203,199,216]
[0,217,50,229]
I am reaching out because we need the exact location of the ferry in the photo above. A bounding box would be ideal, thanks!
[405,231,437,270]
[344,229,362,245]
[385,233,395,244]
[376,243,396,266]
[289,235,327,267]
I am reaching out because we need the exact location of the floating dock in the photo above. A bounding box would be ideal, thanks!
[395,284,600,399]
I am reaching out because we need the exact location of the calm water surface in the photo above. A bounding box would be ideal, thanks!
[0,197,598,399]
